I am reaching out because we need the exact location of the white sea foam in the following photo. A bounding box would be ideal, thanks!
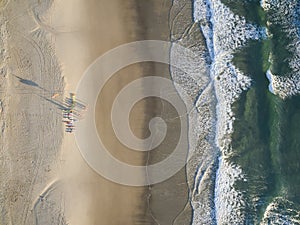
[170,1,220,223]
[262,0,300,99]
[266,69,275,94]
[186,1,300,224]
[215,157,247,223]
[265,69,300,98]
[261,197,300,225]
[171,0,300,224]
[192,0,266,224]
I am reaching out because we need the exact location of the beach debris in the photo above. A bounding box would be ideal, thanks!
[51,93,60,99]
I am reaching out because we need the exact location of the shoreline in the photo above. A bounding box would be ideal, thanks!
[2,0,300,224]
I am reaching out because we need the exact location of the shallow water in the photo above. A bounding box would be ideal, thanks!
[175,0,300,224]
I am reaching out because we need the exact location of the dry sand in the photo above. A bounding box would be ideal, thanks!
[0,0,65,224]
[0,0,191,224]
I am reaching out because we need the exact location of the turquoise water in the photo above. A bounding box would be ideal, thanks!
[221,0,300,222]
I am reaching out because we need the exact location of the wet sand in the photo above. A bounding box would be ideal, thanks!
[52,0,191,224]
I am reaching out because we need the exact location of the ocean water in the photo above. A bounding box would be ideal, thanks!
[172,0,300,224]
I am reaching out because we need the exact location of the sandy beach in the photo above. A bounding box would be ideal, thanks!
[52,0,191,224]
[3,0,300,224]
[0,0,191,225]
[0,0,192,224]
[0,0,65,224]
